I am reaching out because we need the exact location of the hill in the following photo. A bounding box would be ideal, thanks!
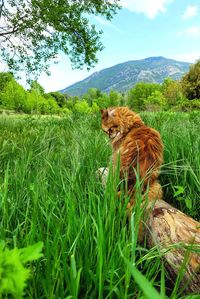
[60,56,190,96]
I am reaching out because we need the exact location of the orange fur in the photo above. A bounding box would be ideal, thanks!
[101,106,163,206]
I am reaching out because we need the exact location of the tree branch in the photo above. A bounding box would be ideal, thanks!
[0,27,18,37]
[0,0,4,19]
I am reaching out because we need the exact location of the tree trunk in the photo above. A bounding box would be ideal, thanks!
[97,167,200,294]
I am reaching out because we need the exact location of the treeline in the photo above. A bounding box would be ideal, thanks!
[0,60,200,114]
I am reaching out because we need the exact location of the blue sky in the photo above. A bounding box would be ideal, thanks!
[27,1,200,91]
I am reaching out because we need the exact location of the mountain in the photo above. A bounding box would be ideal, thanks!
[60,56,190,96]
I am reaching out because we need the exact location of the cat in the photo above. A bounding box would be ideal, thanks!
[101,106,163,207]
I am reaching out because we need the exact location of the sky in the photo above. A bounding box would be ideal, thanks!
[8,0,200,92]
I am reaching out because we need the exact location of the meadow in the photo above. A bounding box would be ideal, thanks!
[0,111,200,298]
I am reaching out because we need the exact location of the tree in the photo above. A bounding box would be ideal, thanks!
[144,90,166,111]
[46,92,68,108]
[109,89,121,106]
[162,78,184,108]
[83,88,102,106]
[0,73,27,110]
[181,60,200,100]
[0,0,120,78]
[29,81,45,95]
[74,100,91,114]
[0,72,14,90]
[127,83,161,111]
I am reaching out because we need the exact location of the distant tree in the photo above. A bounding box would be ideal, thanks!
[83,88,102,106]
[46,92,68,108]
[25,90,38,113]
[0,72,14,90]
[144,90,166,111]
[29,81,45,95]
[127,83,161,111]
[109,89,121,106]
[181,60,200,100]
[74,100,91,114]
[0,73,27,110]
[162,78,184,107]
[91,102,100,113]
[0,0,120,78]
[45,96,60,114]
[95,92,110,109]
[65,99,74,110]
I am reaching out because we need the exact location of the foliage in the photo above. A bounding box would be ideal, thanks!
[109,89,121,106]
[46,92,68,108]
[73,100,91,114]
[0,241,43,298]
[175,99,200,112]
[181,60,200,100]
[162,78,185,107]
[29,81,45,95]
[83,88,102,106]
[0,74,27,111]
[94,92,110,109]
[144,90,167,111]
[0,0,120,78]
[1,71,200,115]
[0,72,14,90]
[127,82,161,111]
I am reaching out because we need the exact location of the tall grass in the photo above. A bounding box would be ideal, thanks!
[0,112,199,298]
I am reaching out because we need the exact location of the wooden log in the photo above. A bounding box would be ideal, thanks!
[146,200,200,294]
[97,167,200,294]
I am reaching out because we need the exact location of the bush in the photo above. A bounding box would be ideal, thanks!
[175,99,200,111]
[0,241,43,298]
[0,80,27,111]
[181,60,200,100]
[74,100,91,114]
[144,90,167,111]
[127,83,161,111]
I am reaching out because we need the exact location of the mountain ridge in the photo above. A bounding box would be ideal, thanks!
[60,56,191,96]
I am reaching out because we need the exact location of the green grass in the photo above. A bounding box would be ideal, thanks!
[0,112,200,298]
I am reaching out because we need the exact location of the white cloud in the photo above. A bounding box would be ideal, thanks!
[182,5,198,20]
[120,0,174,19]
[185,26,200,36]
[177,26,200,37]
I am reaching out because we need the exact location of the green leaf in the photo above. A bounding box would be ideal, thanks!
[19,242,43,264]
[185,198,192,210]
[173,185,185,197]
[0,241,43,298]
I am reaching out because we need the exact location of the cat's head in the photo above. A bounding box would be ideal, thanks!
[101,106,144,140]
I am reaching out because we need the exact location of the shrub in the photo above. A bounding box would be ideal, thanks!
[0,241,43,298]
[74,100,91,114]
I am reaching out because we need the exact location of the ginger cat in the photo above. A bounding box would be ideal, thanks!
[101,106,163,206]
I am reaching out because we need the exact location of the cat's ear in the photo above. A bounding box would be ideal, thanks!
[108,109,115,117]
[101,109,108,118]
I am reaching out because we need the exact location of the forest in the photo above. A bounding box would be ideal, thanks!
[0,59,200,115]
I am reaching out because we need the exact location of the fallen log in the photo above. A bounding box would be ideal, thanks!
[146,199,200,294]
[97,167,200,294]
